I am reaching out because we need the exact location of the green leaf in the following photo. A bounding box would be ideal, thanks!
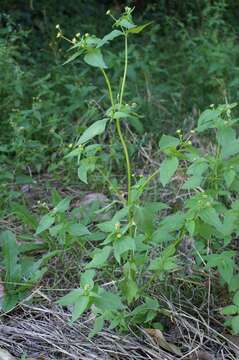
[78,158,95,184]
[152,229,173,244]
[72,296,89,321]
[80,269,95,289]
[77,119,108,145]
[84,48,107,68]
[86,246,112,268]
[97,207,128,233]
[127,22,152,34]
[90,316,104,337]
[0,231,20,282]
[197,108,221,132]
[160,157,179,187]
[220,258,235,284]
[149,244,177,272]
[120,277,139,304]
[221,211,236,236]
[134,206,153,237]
[199,207,222,231]
[159,211,186,232]
[222,305,238,315]
[187,160,208,176]
[11,203,38,230]
[233,290,239,306]
[159,135,180,151]
[97,30,123,47]
[36,214,55,235]
[229,274,239,292]
[182,176,203,189]
[224,169,236,188]
[217,127,239,159]
[118,18,136,29]
[68,223,90,237]
[128,116,144,134]
[53,197,71,214]
[2,293,19,312]
[113,236,135,263]
[185,219,195,236]
[223,141,239,159]
[57,289,83,306]
[94,290,124,311]
[49,223,64,237]
[205,251,236,283]
[64,49,84,65]
[231,315,239,334]
[64,147,83,160]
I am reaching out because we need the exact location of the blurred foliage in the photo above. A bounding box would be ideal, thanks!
[0,0,239,199]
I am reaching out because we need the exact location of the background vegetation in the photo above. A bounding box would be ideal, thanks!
[1,1,239,357]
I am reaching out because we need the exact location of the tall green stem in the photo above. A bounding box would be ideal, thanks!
[116,119,132,205]
[118,34,132,205]
[120,34,128,106]
[101,68,115,109]
[101,34,132,206]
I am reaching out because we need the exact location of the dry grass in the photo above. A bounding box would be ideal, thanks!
[0,292,238,360]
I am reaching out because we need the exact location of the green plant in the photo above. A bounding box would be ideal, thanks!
[52,8,239,332]
[0,230,56,311]
[52,7,173,331]
[4,4,239,335]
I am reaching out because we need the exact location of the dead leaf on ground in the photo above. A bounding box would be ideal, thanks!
[0,348,16,360]
[187,350,215,360]
[145,328,182,356]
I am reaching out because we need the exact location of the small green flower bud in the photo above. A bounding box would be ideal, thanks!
[56,24,60,29]
[115,222,120,230]
[106,10,111,15]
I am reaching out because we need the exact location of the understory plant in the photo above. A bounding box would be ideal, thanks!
[21,7,239,336]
